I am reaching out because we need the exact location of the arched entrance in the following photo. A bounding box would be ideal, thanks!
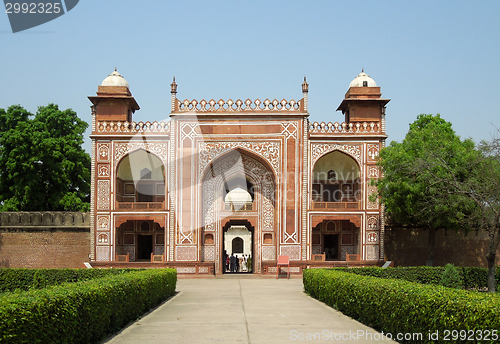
[115,219,166,261]
[222,219,254,273]
[200,149,276,275]
[115,149,166,211]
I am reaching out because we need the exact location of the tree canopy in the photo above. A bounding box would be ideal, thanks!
[376,114,478,232]
[376,114,500,291]
[0,104,90,211]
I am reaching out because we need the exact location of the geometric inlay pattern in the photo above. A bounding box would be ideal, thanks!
[96,246,110,261]
[199,141,280,175]
[114,142,168,166]
[366,245,379,260]
[262,246,276,261]
[279,245,301,260]
[311,143,362,165]
[97,180,110,210]
[176,246,197,261]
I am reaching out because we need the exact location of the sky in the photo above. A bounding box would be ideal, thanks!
[1,0,499,153]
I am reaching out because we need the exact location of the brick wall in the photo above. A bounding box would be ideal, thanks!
[385,226,500,267]
[0,212,90,268]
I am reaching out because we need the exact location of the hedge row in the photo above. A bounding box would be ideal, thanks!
[0,268,144,292]
[303,269,500,344]
[0,268,177,344]
[332,266,500,289]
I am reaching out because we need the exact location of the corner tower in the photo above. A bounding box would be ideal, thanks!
[88,69,140,123]
[336,70,389,132]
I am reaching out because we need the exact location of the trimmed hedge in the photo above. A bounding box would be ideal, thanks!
[0,268,144,292]
[0,268,177,344]
[331,266,500,290]
[303,269,500,344]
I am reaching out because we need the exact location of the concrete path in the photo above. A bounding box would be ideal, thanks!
[103,277,398,344]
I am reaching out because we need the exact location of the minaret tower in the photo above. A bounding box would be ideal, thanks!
[88,69,140,124]
[336,70,389,132]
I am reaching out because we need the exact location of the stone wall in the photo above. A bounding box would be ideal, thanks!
[384,226,500,267]
[0,212,90,268]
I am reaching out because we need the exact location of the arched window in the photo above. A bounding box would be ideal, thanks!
[312,151,360,203]
[232,237,244,253]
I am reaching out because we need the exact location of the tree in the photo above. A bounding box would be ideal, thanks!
[422,132,500,292]
[0,104,90,211]
[375,114,478,266]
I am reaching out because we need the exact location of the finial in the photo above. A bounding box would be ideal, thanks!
[362,68,364,73]
[302,76,309,93]
[170,76,178,94]
[115,67,117,72]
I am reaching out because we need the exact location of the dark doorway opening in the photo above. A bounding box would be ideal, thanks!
[137,234,153,260]
[324,234,339,260]
[222,219,254,274]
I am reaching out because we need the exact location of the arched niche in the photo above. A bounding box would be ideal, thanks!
[223,176,255,211]
[116,150,166,206]
[312,151,361,203]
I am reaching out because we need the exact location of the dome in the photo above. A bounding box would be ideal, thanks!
[101,69,129,88]
[349,70,377,88]
[225,187,252,204]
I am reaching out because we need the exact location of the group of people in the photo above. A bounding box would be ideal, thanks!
[225,251,252,273]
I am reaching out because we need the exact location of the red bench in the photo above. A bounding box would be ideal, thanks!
[276,255,290,279]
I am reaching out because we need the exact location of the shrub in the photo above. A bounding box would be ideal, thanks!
[0,268,177,344]
[440,264,463,289]
[333,266,500,290]
[0,268,143,292]
[303,269,500,344]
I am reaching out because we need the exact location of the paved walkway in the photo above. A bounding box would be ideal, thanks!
[103,277,398,344]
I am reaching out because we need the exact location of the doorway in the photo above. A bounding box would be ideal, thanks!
[222,222,254,274]
[324,234,339,260]
[137,234,153,260]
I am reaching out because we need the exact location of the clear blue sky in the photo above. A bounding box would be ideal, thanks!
[1,0,499,153]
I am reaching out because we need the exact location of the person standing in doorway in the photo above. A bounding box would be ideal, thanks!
[230,253,236,272]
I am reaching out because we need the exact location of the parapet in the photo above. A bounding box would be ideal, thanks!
[0,212,91,229]
[172,98,304,113]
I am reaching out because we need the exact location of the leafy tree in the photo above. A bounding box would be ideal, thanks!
[0,104,90,211]
[425,132,500,292]
[375,114,478,266]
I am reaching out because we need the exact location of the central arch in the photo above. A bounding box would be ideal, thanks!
[200,149,276,275]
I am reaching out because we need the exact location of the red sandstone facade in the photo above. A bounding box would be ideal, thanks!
[88,70,389,275]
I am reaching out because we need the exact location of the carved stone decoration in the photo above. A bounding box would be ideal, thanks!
[97,233,109,245]
[280,245,301,260]
[180,123,199,142]
[312,246,322,255]
[367,144,380,162]
[96,246,110,261]
[202,152,275,233]
[341,246,356,261]
[98,164,110,177]
[97,143,110,162]
[367,216,379,230]
[201,246,215,261]
[366,245,379,260]
[97,180,110,210]
[123,246,135,261]
[368,166,379,179]
[367,186,379,209]
[366,231,378,243]
[114,142,168,167]
[281,122,298,140]
[97,215,109,231]
[262,246,276,261]
[199,141,280,176]
[311,143,362,165]
[176,267,196,273]
[176,246,197,261]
